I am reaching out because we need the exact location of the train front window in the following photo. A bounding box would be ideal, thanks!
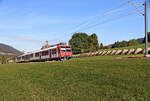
[61,46,71,52]
[61,47,66,52]
[66,47,71,52]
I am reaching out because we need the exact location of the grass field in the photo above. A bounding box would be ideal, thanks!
[0,56,150,101]
[99,43,150,51]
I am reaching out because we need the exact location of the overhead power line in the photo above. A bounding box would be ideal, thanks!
[75,8,144,32]
[72,1,130,30]
[48,0,145,44]
[57,8,144,42]
[128,1,145,15]
[48,1,132,43]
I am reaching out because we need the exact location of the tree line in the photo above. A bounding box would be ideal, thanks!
[99,39,140,49]
[108,32,150,49]
[69,32,150,54]
[112,39,139,48]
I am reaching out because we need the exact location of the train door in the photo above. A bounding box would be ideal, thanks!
[58,47,60,58]
[40,52,42,61]
[49,49,52,60]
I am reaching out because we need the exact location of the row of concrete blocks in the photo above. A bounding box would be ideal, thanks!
[72,48,150,58]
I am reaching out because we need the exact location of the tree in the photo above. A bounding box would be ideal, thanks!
[148,32,150,42]
[1,55,7,64]
[93,34,99,51]
[103,46,112,49]
[112,39,139,48]
[143,32,150,43]
[69,33,89,54]
[88,33,99,51]
[69,33,99,54]
[113,41,127,48]
[99,43,103,49]
[121,41,128,47]
[88,36,95,52]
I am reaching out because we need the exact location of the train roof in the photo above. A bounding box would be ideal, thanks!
[18,44,71,57]
[19,45,58,56]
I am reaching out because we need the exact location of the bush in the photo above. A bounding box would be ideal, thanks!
[99,43,103,49]
[1,56,7,64]
[103,46,112,49]
[113,40,128,48]
[128,39,139,46]
[112,39,139,48]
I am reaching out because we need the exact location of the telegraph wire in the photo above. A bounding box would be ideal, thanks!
[75,7,144,32]
[72,1,130,30]
[52,8,144,42]
[48,0,145,44]
[48,1,132,43]
[57,8,144,42]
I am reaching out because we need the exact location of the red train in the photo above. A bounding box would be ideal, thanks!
[16,43,72,63]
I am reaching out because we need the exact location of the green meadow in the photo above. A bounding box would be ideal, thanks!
[0,56,150,101]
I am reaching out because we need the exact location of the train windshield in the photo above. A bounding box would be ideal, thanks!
[66,47,71,52]
[61,46,71,52]
[61,47,66,52]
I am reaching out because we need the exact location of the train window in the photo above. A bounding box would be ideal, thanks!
[35,52,40,57]
[52,49,56,54]
[61,47,66,52]
[27,55,30,59]
[19,57,21,60]
[30,54,33,58]
[17,57,21,60]
[22,56,25,59]
[61,46,71,52]
[42,51,44,56]
[66,47,71,52]
[46,51,48,55]
[42,51,48,56]
[25,55,29,60]
[49,49,51,54]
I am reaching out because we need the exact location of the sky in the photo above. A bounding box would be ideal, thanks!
[0,0,149,52]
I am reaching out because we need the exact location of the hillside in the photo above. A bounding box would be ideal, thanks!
[0,43,22,55]
[99,42,150,51]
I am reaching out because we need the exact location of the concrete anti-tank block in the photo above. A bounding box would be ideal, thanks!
[142,48,150,54]
[127,49,135,55]
[106,50,112,55]
[110,50,117,55]
[95,51,99,56]
[101,51,107,55]
[98,51,102,55]
[122,49,128,55]
[134,48,143,54]
[115,50,122,55]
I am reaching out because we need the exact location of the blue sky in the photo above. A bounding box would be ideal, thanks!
[0,0,149,52]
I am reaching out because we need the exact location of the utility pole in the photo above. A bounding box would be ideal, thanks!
[144,0,148,57]
[129,0,149,57]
